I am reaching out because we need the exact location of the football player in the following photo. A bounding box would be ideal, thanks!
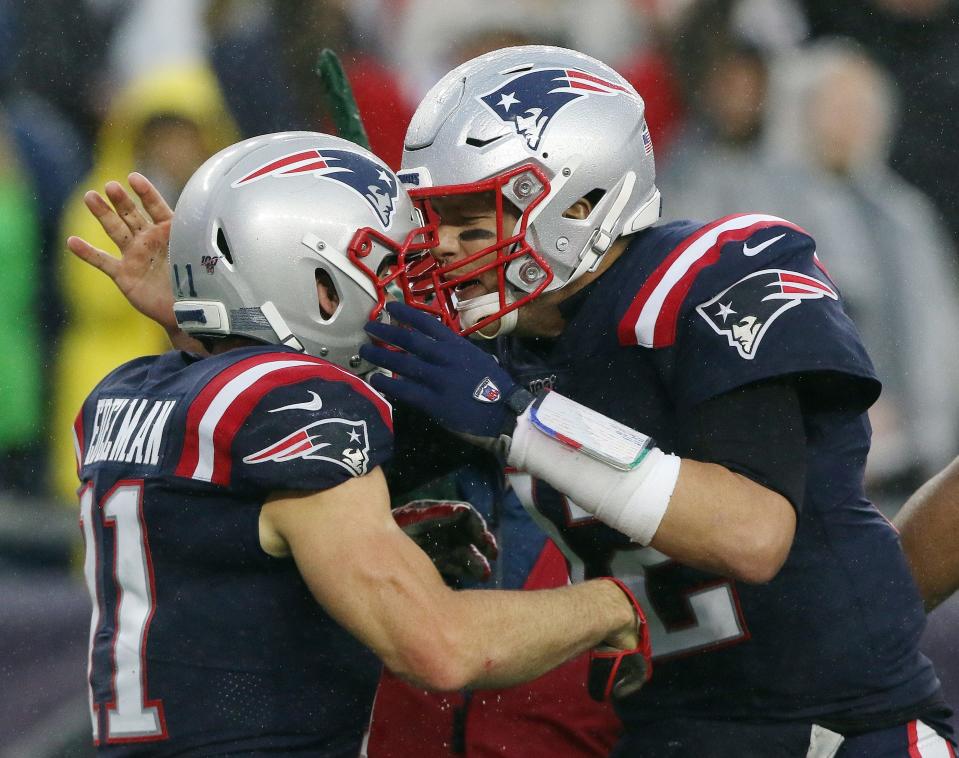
[68,131,648,756]
[357,47,957,756]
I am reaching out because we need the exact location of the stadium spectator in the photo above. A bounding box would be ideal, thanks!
[206,0,414,169]
[1,0,109,474]
[50,63,238,502]
[661,37,959,500]
[393,0,641,100]
[799,0,959,251]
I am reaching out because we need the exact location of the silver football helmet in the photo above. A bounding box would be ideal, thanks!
[397,45,661,336]
[169,132,432,374]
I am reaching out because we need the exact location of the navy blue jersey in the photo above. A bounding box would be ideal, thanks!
[502,214,941,730]
[73,346,393,757]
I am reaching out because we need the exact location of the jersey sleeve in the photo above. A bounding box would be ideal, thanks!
[619,214,881,412]
[174,355,393,495]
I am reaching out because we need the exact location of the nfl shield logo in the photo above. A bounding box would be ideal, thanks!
[473,377,501,403]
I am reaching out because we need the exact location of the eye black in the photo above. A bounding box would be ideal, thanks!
[460,229,495,242]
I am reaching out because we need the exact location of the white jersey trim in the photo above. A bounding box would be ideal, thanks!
[191,359,318,482]
[632,213,794,347]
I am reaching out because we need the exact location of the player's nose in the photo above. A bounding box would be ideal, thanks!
[430,223,463,264]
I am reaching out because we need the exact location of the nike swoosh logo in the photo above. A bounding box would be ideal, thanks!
[269,391,323,413]
[743,233,786,256]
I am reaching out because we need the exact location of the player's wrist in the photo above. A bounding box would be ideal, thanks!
[588,577,653,701]
[600,578,642,647]
[498,386,536,436]
[507,392,681,545]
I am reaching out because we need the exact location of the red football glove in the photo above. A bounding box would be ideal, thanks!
[392,499,499,582]
[588,577,653,701]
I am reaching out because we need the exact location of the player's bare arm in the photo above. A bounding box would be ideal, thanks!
[66,173,202,352]
[260,466,642,691]
[895,455,959,611]
[649,460,795,583]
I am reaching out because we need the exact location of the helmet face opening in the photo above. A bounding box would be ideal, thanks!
[393,163,555,336]
[347,217,439,324]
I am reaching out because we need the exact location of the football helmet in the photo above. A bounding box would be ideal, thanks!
[397,45,661,336]
[169,131,432,373]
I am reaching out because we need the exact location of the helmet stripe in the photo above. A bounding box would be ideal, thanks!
[563,68,629,92]
[233,150,321,186]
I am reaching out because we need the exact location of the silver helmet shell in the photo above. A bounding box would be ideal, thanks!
[401,45,661,300]
[169,131,420,373]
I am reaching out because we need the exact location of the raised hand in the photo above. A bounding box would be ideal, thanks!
[66,173,187,344]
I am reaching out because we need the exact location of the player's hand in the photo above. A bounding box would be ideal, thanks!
[588,578,653,701]
[66,173,197,350]
[393,499,499,583]
[361,302,529,445]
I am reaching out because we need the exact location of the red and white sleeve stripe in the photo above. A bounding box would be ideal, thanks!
[73,410,85,478]
[617,214,806,349]
[908,720,956,758]
[175,353,391,486]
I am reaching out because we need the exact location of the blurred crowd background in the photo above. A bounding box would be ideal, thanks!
[2,0,958,754]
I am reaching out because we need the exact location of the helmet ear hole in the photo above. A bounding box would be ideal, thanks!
[315,268,340,321]
[564,189,606,220]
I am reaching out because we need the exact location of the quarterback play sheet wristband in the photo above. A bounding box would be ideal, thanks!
[528,391,656,470]
[508,392,681,545]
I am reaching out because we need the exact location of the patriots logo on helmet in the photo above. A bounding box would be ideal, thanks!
[242,417,370,476]
[232,148,398,227]
[478,68,630,151]
[697,269,838,360]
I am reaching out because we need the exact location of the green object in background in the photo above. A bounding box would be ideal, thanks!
[315,48,370,150]
[0,179,41,449]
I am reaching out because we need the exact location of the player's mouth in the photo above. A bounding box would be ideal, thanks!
[453,277,487,301]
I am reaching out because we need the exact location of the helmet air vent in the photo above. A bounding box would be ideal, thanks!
[215,226,234,265]
[465,134,506,148]
[500,63,534,75]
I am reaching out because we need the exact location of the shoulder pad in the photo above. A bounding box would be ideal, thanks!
[175,351,391,488]
[617,214,819,348]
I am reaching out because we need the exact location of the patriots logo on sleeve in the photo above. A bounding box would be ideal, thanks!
[232,148,398,227]
[478,68,630,150]
[696,269,838,360]
[242,417,371,476]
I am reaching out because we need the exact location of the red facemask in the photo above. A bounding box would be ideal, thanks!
[392,164,555,336]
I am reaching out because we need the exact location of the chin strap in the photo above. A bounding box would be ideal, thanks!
[456,290,518,339]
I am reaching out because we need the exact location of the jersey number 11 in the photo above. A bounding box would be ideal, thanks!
[79,481,167,745]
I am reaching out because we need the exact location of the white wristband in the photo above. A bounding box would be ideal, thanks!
[507,395,681,545]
